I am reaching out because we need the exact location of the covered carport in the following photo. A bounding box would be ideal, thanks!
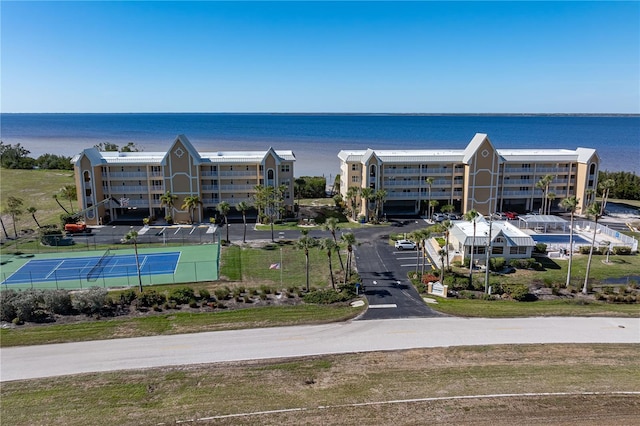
[517,215,568,233]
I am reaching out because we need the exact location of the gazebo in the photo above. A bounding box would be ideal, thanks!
[517,215,568,233]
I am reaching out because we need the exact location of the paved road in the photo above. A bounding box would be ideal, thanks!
[1,316,637,382]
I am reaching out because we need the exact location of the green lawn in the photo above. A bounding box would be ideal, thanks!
[221,242,345,288]
[0,304,365,347]
[428,297,639,317]
[0,168,75,231]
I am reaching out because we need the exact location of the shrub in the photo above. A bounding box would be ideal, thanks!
[579,246,602,255]
[188,299,198,308]
[199,288,211,301]
[138,289,166,308]
[72,287,108,315]
[421,274,439,284]
[303,289,350,304]
[415,282,427,294]
[534,243,547,254]
[501,284,530,301]
[42,289,73,315]
[260,285,272,294]
[0,290,20,322]
[214,287,230,300]
[435,237,446,247]
[612,246,632,255]
[489,257,506,272]
[168,287,195,304]
[118,289,138,305]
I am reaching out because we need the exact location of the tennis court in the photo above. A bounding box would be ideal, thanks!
[1,252,180,285]
[0,245,219,290]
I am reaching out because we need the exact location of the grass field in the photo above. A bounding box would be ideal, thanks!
[0,304,364,347]
[1,344,638,425]
[0,168,75,232]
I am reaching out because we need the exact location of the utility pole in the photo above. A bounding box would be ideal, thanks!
[484,213,493,294]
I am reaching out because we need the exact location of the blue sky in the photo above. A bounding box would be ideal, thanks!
[2,1,638,113]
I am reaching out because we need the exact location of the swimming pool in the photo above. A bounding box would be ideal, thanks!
[531,234,590,245]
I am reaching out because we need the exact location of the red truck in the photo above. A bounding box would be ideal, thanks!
[64,222,91,234]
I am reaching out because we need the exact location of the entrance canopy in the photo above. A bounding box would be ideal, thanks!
[518,215,568,232]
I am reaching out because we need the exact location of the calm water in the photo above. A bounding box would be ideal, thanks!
[1,114,638,177]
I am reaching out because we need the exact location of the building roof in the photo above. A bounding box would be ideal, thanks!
[451,216,535,247]
[73,136,295,167]
[338,133,596,166]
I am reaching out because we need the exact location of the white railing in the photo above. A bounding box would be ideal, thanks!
[201,171,218,177]
[219,171,257,177]
[384,168,421,175]
[201,185,219,191]
[103,172,147,179]
[220,184,256,191]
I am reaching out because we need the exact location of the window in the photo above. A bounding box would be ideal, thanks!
[510,247,528,255]
[522,164,530,169]
[285,192,290,199]
[230,166,233,171]
[492,246,504,254]
[351,164,359,171]
[281,164,290,173]
[246,166,249,171]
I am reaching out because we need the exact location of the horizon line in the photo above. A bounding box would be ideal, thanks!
[2,112,639,116]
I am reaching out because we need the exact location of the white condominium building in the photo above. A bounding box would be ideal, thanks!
[72,135,295,224]
[338,133,599,217]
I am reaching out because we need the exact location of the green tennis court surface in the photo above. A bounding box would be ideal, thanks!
[0,245,219,290]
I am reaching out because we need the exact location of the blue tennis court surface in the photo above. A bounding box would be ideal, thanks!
[1,252,180,285]
[531,234,590,245]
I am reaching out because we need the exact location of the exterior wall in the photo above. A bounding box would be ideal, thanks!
[338,135,598,218]
[463,138,500,215]
[73,137,295,225]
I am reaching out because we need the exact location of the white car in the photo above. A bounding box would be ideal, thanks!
[395,239,417,250]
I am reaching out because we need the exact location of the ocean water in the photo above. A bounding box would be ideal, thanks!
[1,113,638,178]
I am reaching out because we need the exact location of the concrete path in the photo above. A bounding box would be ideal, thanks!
[1,316,638,382]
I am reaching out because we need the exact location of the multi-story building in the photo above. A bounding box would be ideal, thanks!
[72,135,295,224]
[338,133,599,218]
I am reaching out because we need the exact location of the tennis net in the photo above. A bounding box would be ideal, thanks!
[87,248,113,281]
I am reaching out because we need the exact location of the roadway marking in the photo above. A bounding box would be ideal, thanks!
[369,304,397,309]
[166,392,640,424]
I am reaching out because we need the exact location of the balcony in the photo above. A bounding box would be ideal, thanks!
[102,172,147,179]
[201,171,218,177]
[105,185,149,194]
[383,180,420,188]
[219,170,257,177]
[421,168,451,175]
[387,191,420,199]
[220,184,256,191]
[201,184,219,191]
[383,168,421,175]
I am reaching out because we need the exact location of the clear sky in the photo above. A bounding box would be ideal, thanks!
[1,1,638,113]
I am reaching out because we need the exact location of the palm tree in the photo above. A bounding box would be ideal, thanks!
[59,185,77,213]
[160,191,177,221]
[124,230,143,292]
[296,229,317,292]
[438,248,447,282]
[463,209,479,287]
[441,204,455,216]
[236,201,250,243]
[429,200,439,219]
[52,193,70,214]
[0,216,8,240]
[27,206,42,229]
[320,238,339,290]
[559,195,579,287]
[373,189,388,221]
[535,174,553,214]
[425,177,434,217]
[6,196,24,239]
[345,186,360,221]
[217,201,231,243]
[546,192,557,215]
[360,187,374,222]
[442,219,453,271]
[341,232,356,284]
[323,217,344,271]
[294,178,306,218]
[582,179,615,295]
[181,195,202,224]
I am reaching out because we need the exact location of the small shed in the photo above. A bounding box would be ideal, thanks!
[517,215,568,233]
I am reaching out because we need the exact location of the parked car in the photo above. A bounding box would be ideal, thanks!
[432,213,446,223]
[492,212,507,220]
[395,239,417,250]
[505,211,519,220]
[445,213,460,220]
